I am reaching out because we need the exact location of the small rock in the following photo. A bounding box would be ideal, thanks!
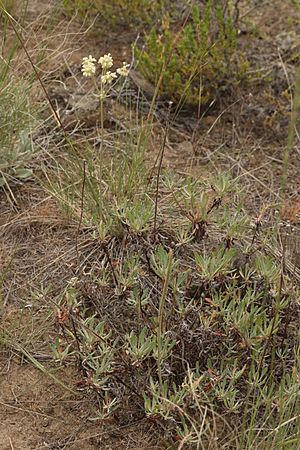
[42,417,50,427]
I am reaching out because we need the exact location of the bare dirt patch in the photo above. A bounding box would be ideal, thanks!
[0,355,163,449]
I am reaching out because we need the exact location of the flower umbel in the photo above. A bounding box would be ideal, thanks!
[99,53,113,70]
[81,55,97,77]
[101,71,117,85]
[117,62,130,77]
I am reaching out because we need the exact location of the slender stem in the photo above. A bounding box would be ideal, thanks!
[75,159,86,260]
[102,242,118,287]
[153,103,172,232]
[92,76,105,221]
[157,249,173,386]
[4,8,63,130]
[99,80,105,155]
[99,92,104,188]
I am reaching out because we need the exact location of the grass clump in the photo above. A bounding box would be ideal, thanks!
[0,3,37,190]
[136,1,248,108]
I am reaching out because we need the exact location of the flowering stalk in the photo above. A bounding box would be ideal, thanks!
[99,76,104,183]
[80,53,130,187]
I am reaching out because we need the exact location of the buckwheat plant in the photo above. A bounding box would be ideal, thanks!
[81,53,130,162]
[81,52,129,99]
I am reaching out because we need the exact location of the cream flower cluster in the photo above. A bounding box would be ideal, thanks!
[81,53,130,85]
[117,62,130,77]
[98,53,113,70]
[101,71,117,85]
[81,55,97,77]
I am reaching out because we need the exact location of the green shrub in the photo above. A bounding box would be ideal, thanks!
[62,0,167,27]
[136,1,247,107]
